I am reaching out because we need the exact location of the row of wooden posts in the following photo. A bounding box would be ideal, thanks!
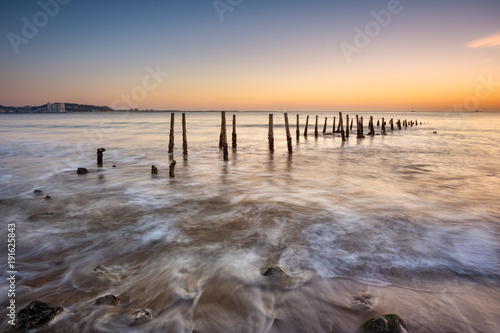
[219,111,419,159]
[95,112,420,175]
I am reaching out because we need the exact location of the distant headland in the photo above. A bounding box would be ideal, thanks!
[0,102,114,113]
[0,103,240,113]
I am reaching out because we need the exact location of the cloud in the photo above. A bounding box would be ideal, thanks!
[466,31,500,49]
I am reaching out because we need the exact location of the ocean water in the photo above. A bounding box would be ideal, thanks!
[1,111,499,332]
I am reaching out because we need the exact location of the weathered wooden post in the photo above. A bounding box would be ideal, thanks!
[268,114,274,153]
[97,148,105,166]
[169,160,176,178]
[397,119,401,130]
[381,117,387,135]
[346,114,349,138]
[219,111,225,149]
[284,113,293,154]
[390,118,394,130]
[220,111,228,161]
[182,113,188,155]
[323,117,328,134]
[415,119,418,126]
[367,116,375,136]
[350,118,354,130]
[168,113,175,154]
[357,115,365,139]
[304,115,309,137]
[314,115,319,137]
[151,165,158,175]
[332,117,336,135]
[356,115,360,138]
[377,119,380,127]
[232,114,237,149]
[296,114,300,141]
[339,112,346,142]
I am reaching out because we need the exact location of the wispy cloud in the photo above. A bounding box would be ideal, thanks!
[466,31,500,49]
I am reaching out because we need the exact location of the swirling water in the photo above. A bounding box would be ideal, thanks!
[1,111,499,332]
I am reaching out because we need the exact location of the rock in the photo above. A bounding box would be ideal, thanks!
[93,264,125,282]
[94,294,120,306]
[358,314,409,333]
[77,167,88,175]
[33,189,43,195]
[151,165,158,175]
[263,265,289,277]
[16,300,64,330]
[93,264,110,275]
[44,195,51,200]
[130,309,152,325]
[351,292,377,312]
[113,165,117,167]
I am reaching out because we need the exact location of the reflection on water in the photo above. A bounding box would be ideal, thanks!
[1,112,500,332]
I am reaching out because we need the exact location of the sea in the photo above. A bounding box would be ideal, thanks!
[1,111,499,332]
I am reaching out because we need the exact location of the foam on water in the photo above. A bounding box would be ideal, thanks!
[2,112,500,332]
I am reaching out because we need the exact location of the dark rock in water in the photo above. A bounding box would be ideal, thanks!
[130,309,152,325]
[263,265,289,277]
[44,195,51,200]
[94,294,120,306]
[113,165,117,167]
[33,189,43,195]
[77,167,88,175]
[16,300,64,330]
[358,314,409,333]
[151,165,158,175]
[93,264,110,275]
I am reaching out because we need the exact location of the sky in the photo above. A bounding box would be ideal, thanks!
[0,0,499,111]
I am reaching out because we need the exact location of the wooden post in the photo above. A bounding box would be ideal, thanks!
[151,165,158,175]
[182,113,188,155]
[356,115,360,138]
[304,115,309,137]
[284,113,293,154]
[323,117,328,134]
[314,115,319,137]
[367,116,375,136]
[381,117,387,135]
[390,118,394,130]
[169,160,176,178]
[296,114,300,141]
[346,114,349,138]
[168,113,175,154]
[350,118,353,130]
[339,112,346,142]
[220,111,228,161]
[397,119,401,130]
[268,114,274,153]
[336,115,342,133]
[415,119,418,127]
[357,115,365,138]
[232,114,237,149]
[97,148,105,166]
[377,119,380,127]
[332,117,336,135]
[219,111,225,148]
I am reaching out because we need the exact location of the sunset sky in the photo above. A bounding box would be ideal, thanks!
[1,0,499,111]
